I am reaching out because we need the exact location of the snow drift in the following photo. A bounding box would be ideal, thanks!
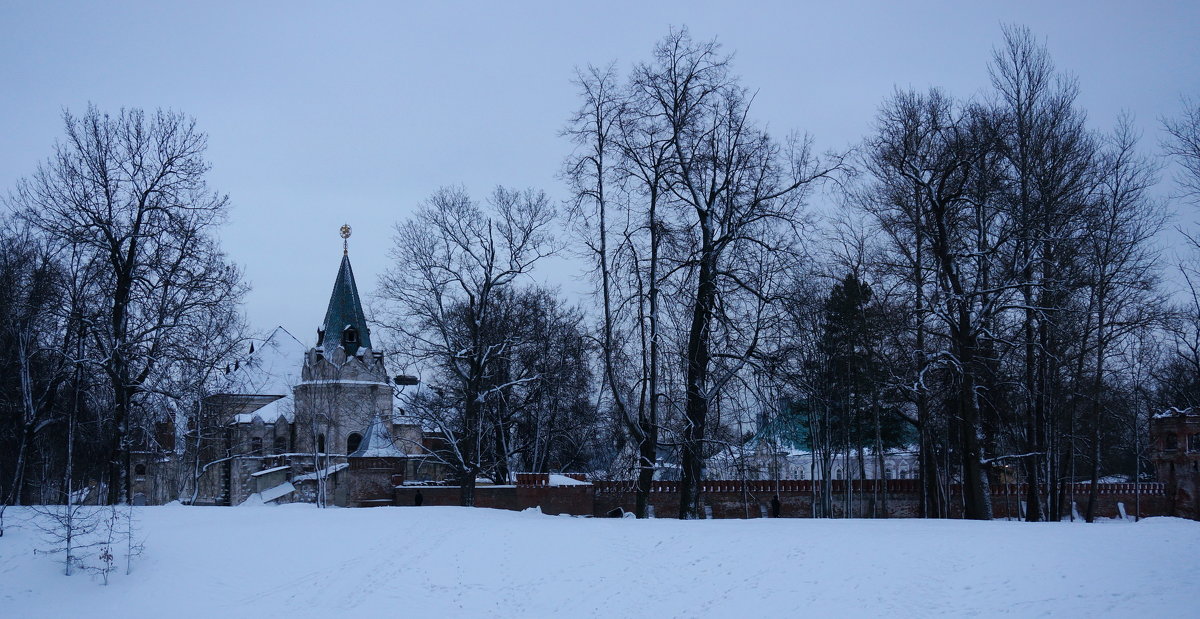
[0,505,1195,617]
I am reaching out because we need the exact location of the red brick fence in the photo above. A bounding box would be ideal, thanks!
[360,470,1172,520]
[592,479,1168,519]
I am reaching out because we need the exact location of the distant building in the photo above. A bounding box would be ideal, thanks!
[735,443,920,482]
[133,230,445,507]
[1150,407,1200,520]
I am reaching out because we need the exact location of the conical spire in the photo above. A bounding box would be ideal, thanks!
[320,253,371,356]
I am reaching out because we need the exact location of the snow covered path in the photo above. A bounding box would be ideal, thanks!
[0,505,1195,618]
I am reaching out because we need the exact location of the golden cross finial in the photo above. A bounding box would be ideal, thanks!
[340,224,352,255]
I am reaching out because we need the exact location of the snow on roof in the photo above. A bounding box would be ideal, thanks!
[293,462,349,483]
[218,326,307,397]
[233,397,294,425]
[763,445,919,458]
[251,465,291,478]
[240,482,295,505]
[349,414,406,458]
[1153,406,1197,418]
[548,474,590,486]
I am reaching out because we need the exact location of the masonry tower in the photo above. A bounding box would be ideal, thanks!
[292,225,393,456]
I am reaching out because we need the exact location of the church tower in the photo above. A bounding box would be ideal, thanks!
[292,225,393,456]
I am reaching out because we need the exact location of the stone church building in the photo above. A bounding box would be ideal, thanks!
[132,233,440,507]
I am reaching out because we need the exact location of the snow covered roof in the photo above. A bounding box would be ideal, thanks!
[216,326,307,397]
[251,465,291,478]
[293,462,349,482]
[239,482,295,505]
[232,397,294,425]
[349,414,406,458]
[548,474,590,486]
[1154,406,1197,418]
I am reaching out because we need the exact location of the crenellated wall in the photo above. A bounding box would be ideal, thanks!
[369,475,1172,520]
[592,480,1169,520]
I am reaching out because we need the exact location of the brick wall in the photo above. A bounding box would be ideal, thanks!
[393,485,520,510]
[348,457,406,507]
[374,474,1172,519]
[515,485,593,516]
[390,474,592,515]
[592,480,1169,520]
[1150,413,1200,520]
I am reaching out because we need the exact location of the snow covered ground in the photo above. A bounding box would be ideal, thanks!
[1,505,1196,618]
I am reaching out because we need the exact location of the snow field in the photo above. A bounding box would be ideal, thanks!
[0,505,1196,618]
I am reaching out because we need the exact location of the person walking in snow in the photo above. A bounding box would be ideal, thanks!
[770,494,782,518]
[414,489,424,506]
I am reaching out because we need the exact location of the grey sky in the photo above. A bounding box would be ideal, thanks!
[2,1,1197,343]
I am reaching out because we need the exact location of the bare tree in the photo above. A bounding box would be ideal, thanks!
[1162,96,1200,203]
[564,61,680,516]
[988,24,1098,521]
[863,88,1007,519]
[0,228,62,531]
[562,64,652,505]
[500,288,598,475]
[628,29,834,519]
[378,185,554,506]
[1080,117,1166,521]
[13,106,245,504]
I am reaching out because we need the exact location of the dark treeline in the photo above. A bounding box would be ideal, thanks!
[0,107,246,533]
[4,26,1199,522]
[546,25,1200,521]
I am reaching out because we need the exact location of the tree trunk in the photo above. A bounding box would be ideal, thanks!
[680,242,716,520]
[958,341,992,520]
[635,419,656,518]
[459,467,477,508]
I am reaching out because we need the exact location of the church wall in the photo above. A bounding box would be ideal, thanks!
[393,424,425,456]
[130,452,179,506]
[347,457,407,507]
[292,346,393,459]
[293,464,348,506]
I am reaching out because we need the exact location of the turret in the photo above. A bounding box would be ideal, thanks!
[318,225,372,356]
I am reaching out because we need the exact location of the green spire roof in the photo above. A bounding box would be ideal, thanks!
[320,254,371,355]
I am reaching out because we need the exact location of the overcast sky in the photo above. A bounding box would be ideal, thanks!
[2,1,1198,343]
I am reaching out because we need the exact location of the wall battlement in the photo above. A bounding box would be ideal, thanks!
[369,474,1174,520]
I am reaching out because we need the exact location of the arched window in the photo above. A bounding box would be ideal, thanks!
[250,437,262,455]
[347,432,363,454]
[1165,432,1178,450]
[344,326,358,345]
[274,436,288,455]
[317,434,326,454]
